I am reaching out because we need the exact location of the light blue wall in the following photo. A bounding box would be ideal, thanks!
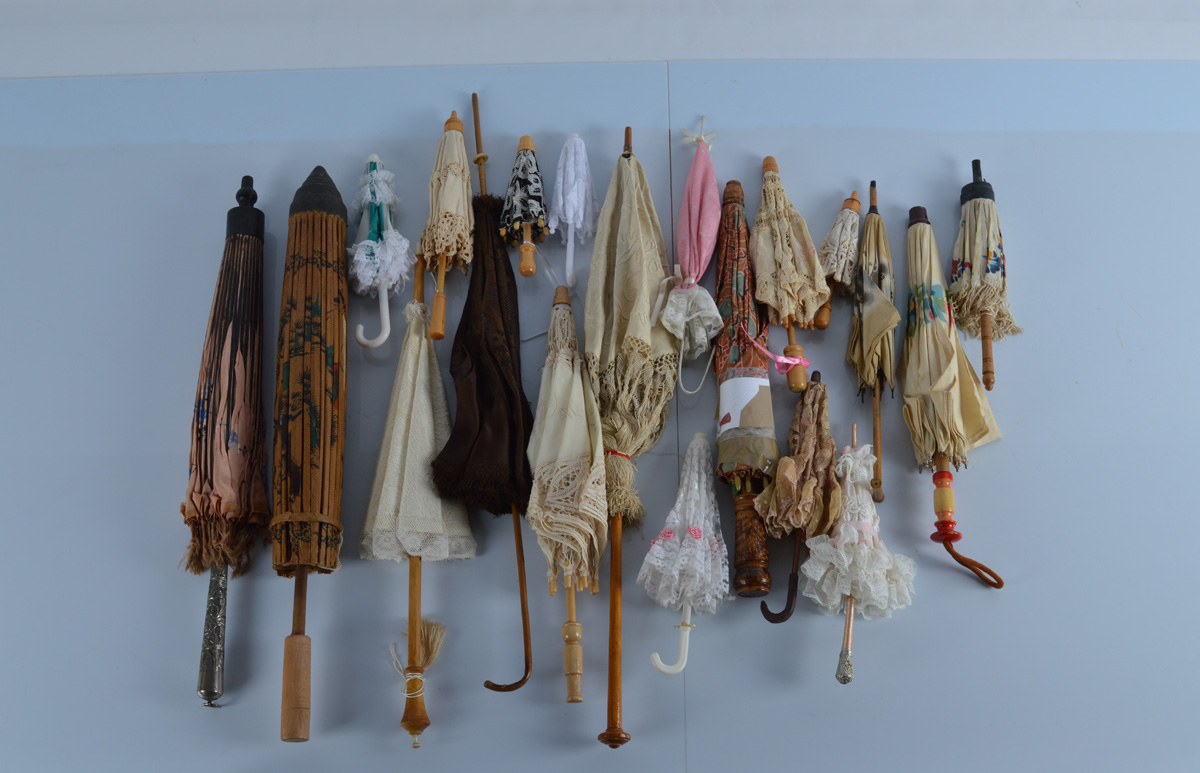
[0,62,1190,771]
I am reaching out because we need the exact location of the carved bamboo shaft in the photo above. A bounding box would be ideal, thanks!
[563,581,582,703]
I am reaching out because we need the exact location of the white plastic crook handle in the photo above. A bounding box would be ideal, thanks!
[355,286,391,348]
[650,602,692,675]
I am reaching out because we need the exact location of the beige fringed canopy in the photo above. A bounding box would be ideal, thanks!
[527,298,609,594]
[846,194,901,392]
[584,153,679,528]
[417,120,474,274]
[755,379,841,540]
[751,166,830,327]
[900,209,1000,469]
[950,197,1021,340]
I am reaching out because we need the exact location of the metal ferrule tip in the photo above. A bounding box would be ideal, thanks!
[836,650,853,684]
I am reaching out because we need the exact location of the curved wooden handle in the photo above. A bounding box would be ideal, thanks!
[814,298,832,330]
[981,311,995,390]
[598,517,630,748]
[518,222,536,277]
[280,634,311,742]
[733,492,771,597]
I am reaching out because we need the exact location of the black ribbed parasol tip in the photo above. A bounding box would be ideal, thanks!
[972,160,983,182]
[909,206,930,226]
[960,159,995,205]
[227,174,264,239]
[289,165,347,222]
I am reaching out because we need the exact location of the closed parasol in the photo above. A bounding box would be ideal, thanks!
[270,166,349,741]
[500,135,548,278]
[818,190,861,297]
[751,156,830,392]
[657,120,722,370]
[348,155,415,348]
[359,257,474,746]
[900,206,1003,588]
[711,180,779,599]
[181,176,269,707]
[801,424,915,683]
[432,94,536,692]
[949,160,1021,390]
[846,182,901,503]
[637,432,729,675]
[756,371,841,622]
[418,111,474,340]
[547,133,597,288]
[526,285,608,702]
[585,128,679,748]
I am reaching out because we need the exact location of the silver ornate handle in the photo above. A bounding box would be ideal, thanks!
[197,564,227,707]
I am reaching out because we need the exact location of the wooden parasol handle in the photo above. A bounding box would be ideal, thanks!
[931,453,1004,589]
[484,505,533,691]
[429,255,449,340]
[733,491,771,597]
[563,580,583,703]
[814,299,832,330]
[598,516,631,748]
[519,222,536,277]
[281,569,310,742]
[400,557,430,746]
[871,374,884,503]
[981,311,995,390]
[471,94,487,196]
[784,324,808,393]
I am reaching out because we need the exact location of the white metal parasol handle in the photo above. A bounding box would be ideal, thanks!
[355,284,391,348]
[650,601,693,675]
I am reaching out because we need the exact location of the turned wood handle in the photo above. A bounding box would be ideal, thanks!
[563,620,583,704]
[400,556,429,746]
[598,517,630,748]
[814,299,832,330]
[981,311,995,391]
[281,634,311,742]
[733,492,771,597]
[429,255,449,340]
[519,222,536,277]
[784,342,808,393]
[401,667,430,746]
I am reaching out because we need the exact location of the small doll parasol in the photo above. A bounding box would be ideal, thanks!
[547,133,597,288]
[949,160,1021,390]
[755,371,842,622]
[817,189,862,315]
[801,423,915,683]
[180,176,269,707]
[432,94,536,692]
[525,285,608,702]
[900,206,1003,588]
[845,182,901,503]
[270,166,349,742]
[359,253,475,746]
[750,156,831,392]
[348,155,415,348]
[418,111,474,340]
[584,128,680,748]
[637,432,729,675]
[500,135,549,278]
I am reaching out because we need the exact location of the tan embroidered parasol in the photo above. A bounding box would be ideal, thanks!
[418,111,474,340]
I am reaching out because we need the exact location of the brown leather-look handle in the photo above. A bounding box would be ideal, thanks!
[598,516,630,748]
[733,492,771,597]
[429,255,449,340]
[981,311,995,390]
[519,222,536,277]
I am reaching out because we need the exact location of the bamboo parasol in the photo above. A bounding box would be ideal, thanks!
[756,371,841,622]
[711,180,779,599]
[547,133,597,288]
[500,135,548,278]
[525,285,608,702]
[949,160,1021,390]
[348,155,415,348]
[637,432,729,675]
[900,206,1003,588]
[181,176,269,707]
[846,182,901,503]
[270,166,349,742]
[431,94,536,692]
[800,423,915,683]
[585,128,679,748]
[418,111,474,340]
[359,250,475,745]
[751,156,830,392]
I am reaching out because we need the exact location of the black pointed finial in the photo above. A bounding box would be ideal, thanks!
[960,159,995,204]
[909,206,930,226]
[227,174,264,240]
[289,165,347,222]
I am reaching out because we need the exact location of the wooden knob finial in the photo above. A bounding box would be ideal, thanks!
[623,127,632,156]
[518,135,535,152]
[553,286,570,305]
[444,111,463,133]
[843,191,861,213]
[763,156,779,174]
[869,181,878,209]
